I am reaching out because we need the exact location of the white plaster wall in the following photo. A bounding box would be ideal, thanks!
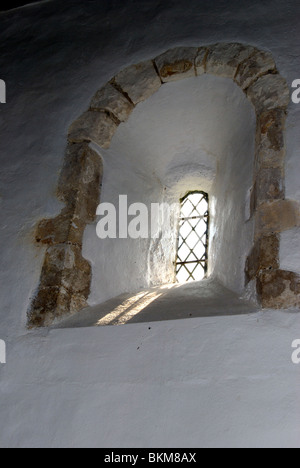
[1,311,300,448]
[0,0,300,448]
[280,227,300,275]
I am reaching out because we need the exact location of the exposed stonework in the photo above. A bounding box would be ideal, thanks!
[256,199,300,237]
[195,47,208,75]
[28,144,102,328]
[206,43,254,79]
[154,47,198,82]
[255,108,287,171]
[235,49,276,90]
[35,207,86,246]
[40,244,91,293]
[90,83,134,122]
[246,232,300,310]
[259,108,286,152]
[246,73,290,113]
[68,110,118,148]
[29,244,91,328]
[29,42,296,327]
[36,143,102,247]
[114,60,161,105]
[258,270,300,309]
[253,167,284,207]
[245,234,280,283]
[29,285,72,328]
[57,142,103,222]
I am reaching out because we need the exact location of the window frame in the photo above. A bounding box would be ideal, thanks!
[175,190,210,283]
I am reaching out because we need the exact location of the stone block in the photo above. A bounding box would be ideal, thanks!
[114,60,161,105]
[154,47,198,82]
[90,83,134,122]
[258,108,286,151]
[254,167,284,206]
[58,143,102,222]
[235,49,276,90]
[195,47,208,75]
[255,108,286,169]
[28,285,72,328]
[256,199,300,237]
[245,234,279,282]
[40,244,91,295]
[36,208,86,246]
[206,43,254,79]
[68,110,118,148]
[28,243,92,327]
[247,73,290,113]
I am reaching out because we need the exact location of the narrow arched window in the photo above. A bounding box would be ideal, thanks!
[175,191,209,283]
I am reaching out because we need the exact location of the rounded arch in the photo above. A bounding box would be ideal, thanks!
[29,42,300,327]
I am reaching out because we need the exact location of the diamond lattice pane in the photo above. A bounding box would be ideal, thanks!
[175,192,209,283]
[176,265,191,283]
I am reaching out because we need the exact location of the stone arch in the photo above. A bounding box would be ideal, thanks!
[28,42,300,328]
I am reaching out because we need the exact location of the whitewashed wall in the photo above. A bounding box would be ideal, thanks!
[0,0,299,448]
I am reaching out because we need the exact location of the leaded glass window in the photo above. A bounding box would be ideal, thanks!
[175,191,209,283]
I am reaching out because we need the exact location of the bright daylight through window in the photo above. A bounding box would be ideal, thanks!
[175,192,209,283]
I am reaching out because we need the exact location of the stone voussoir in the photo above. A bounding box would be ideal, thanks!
[195,47,209,75]
[154,47,198,83]
[114,60,161,105]
[206,43,254,79]
[247,73,290,114]
[235,49,276,90]
[90,82,134,122]
[57,142,90,201]
[58,142,102,211]
[258,108,287,149]
[254,167,285,206]
[68,110,118,148]
[36,143,103,247]
[254,108,287,170]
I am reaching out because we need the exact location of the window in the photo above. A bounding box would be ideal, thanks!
[175,191,209,283]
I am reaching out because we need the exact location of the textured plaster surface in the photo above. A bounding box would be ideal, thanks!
[0,0,300,448]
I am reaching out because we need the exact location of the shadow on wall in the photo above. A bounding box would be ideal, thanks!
[0,0,45,12]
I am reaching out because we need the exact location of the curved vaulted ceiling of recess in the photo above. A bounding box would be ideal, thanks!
[100,74,256,190]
